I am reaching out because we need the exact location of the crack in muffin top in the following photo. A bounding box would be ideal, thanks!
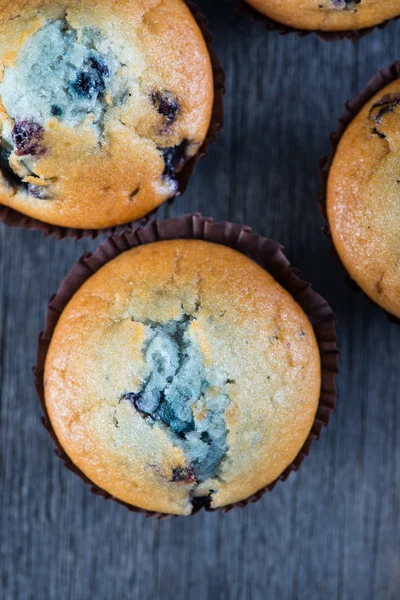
[121,315,230,484]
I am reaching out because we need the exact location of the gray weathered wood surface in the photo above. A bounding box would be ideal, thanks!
[1,1,400,598]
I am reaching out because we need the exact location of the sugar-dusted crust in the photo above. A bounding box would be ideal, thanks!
[0,0,213,229]
[44,239,321,516]
[327,79,400,319]
[245,0,399,31]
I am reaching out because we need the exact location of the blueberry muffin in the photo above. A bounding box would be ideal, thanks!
[244,0,399,31]
[0,1,214,229]
[327,80,400,319]
[44,239,321,515]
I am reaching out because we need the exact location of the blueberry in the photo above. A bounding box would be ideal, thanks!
[122,391,141,406]
[122,390,161,416]
[371,97,400,123]
[200,431,212,445]
[90,57,109,79]
[369,96,400,138]
[71,56,108,99]
[159,140,188,180]
[72,72,97,98]
[12,121,44,156]
[51,104,63,117]
[171,465,196,483]
[151,91,180,123]
[27,184,51,200]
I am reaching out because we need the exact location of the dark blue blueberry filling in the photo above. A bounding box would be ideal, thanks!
[159,140,188,180]
[27,184,51,199]
[123,391,142,408]
[90,57,109,79]
[156,400,195,439]
[51,104,63,117]
[371,97,400,123]
[122,390,195,440]
[369,96,400,138]
[12,120,44,156]
[151,90,180,123]
[200,431,212,445]
[71,56,109,99]
[172,466,196,483]
[72,72,98,98]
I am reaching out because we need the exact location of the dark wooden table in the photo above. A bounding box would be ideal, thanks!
[1,1,400,598]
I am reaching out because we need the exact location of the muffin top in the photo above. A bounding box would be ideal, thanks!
[245,0,399,31]
[0,0,213,229]
[328,80,400,319]
[44,239,321,515]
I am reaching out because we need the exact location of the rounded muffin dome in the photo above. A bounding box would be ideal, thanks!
[0,0,214,229]
[327,79,400,319]
[244,0,399,32]
[44,239,321,516]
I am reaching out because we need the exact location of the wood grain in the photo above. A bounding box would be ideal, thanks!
[1,1,400,598]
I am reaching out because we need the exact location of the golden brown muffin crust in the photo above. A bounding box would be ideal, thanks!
[44,240,321,515]
[0,0,214,229]
[246,0,399,31]
[328,80,400,318]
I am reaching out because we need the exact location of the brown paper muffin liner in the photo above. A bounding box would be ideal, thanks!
[34,214,339,518]
[319,60,400,325]
[237,0,398,42]
[0,1,225,241]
